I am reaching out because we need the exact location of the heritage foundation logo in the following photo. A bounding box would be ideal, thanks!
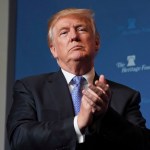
[116,55,150,73]
[127,55,136,67]
[117,17,150,35]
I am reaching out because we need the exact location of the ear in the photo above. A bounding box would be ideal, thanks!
[95,36,100,52]
[49,44,58,58]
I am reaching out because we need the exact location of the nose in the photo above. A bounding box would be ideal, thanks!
[70,28,80,42]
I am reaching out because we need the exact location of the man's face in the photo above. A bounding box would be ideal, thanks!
[49,15,100,69]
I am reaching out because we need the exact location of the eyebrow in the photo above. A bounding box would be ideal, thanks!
[58,24,87,31]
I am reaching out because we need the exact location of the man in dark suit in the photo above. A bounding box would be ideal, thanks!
[7,8,150,150]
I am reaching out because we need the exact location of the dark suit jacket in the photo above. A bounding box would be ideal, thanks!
[7,70,150,150]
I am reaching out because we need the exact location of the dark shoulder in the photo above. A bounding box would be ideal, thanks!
[95,73,138,94]
[14,72,58,88]
[107,79,139,94]
[20,72,55,82]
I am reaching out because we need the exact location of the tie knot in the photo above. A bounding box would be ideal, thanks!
[71,76,85,85]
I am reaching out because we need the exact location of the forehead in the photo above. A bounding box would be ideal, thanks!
[54,15,90,28]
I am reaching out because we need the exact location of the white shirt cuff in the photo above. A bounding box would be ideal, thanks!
[74,116,85,143]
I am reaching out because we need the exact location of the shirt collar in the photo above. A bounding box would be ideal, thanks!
[61,67,95,84]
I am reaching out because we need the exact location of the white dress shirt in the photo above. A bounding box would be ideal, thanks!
[61,68,95,143]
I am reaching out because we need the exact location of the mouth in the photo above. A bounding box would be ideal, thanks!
[70,45,84,51]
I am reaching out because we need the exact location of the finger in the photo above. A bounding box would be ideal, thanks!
[82,89,99,105]
[88,84,103,98]
[83,94,96,107]
[82,84,110,114]
[88,85,110,106]
[95,81,111,98]
[82,89,104,110]
[88,83,110,100]
[82,89,108,115]
[95,74,108,92]
[99,74,107,84]
[84,85,101,100]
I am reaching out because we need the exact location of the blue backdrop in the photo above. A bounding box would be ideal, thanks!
[15,0,150,128]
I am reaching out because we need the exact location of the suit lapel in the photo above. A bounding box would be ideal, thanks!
[47,70,75,118]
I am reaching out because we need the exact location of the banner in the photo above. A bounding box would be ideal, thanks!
[15,0,150,127]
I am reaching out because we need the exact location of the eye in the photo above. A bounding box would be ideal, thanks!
[60,30,68,36]
[77,26,87,32]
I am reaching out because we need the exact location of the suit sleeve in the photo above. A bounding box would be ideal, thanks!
[98,89,150,149]
[99,107,150,149]
[7,80,77,150]
[88,83,150,149]
[104,81,147,128]
[123,91,146,127]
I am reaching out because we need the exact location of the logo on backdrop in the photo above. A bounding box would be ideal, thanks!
[128,18,136,30]
[118,17,150,35]
[127,55,136,67]
[116,54,150,73]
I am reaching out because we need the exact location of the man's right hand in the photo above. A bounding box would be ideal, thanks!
[77,75,111,130]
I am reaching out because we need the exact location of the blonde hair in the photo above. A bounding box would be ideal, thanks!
[47,8,99,47]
